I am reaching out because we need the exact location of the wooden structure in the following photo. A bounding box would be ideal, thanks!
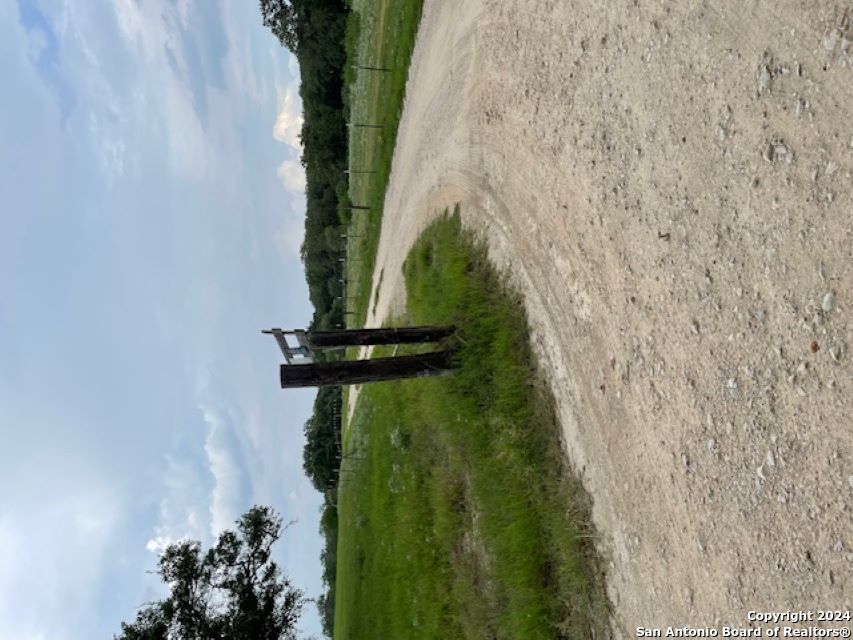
[263,328,315,364]
[264,326,456,388]
[278,350,455,388]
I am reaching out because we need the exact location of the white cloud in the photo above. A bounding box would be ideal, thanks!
[145,454,208,556]
[144,397,252,555]
[110,0,214,178]
[163,84,212,176]
[145,534,175,555]
[199,402,244,537]
[272,84,303,149]
[276,158,306,193]
[220,2,263,105]
[112,0,163,63]
[286,54,299,78]
[175,0,193,29]
[273,216,305,261]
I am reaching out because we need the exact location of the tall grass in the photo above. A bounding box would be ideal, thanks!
[334,211,610,640]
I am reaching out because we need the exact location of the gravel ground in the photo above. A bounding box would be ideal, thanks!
[358,1,852,635]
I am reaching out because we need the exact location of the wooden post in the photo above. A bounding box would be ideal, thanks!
[347,123,384,129]
[308,326,456,348]
[279,350,455,388]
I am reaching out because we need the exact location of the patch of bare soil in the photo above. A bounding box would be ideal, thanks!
[362,1,852,635]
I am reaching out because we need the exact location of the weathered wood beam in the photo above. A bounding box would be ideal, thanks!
[279,350,455,388]
[308,326,455,348]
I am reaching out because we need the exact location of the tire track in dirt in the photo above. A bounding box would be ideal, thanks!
[356,0,853,635]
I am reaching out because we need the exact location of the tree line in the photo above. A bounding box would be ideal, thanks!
[302,386,343,636]
[263,0,351,332]
[262,1,351,636]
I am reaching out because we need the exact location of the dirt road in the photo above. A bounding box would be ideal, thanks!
[363,0,852,634]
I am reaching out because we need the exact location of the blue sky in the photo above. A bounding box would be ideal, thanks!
[0,1,324,637]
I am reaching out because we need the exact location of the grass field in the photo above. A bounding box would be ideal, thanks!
[343,0,424,327]
[333,211,609,640]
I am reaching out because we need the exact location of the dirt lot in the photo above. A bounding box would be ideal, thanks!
[363,0,852,635]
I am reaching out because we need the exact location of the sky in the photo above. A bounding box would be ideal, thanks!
[0,1,325,638]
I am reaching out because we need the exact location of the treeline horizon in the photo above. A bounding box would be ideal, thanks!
[260,0,353,637]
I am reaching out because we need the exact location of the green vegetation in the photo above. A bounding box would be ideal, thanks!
[344,0,424,325]
[316,498,339,636]
[303,386,343,637]
[115,506,303,640]
[262,1,427,636]
[334,211,609,640]
[302,386,343,494]
[261,0,350,332]
[261,4,351,633]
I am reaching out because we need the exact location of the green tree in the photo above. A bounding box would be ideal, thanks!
[302,386,342,492]
[260,0,299,52]
[115,506,304,640]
